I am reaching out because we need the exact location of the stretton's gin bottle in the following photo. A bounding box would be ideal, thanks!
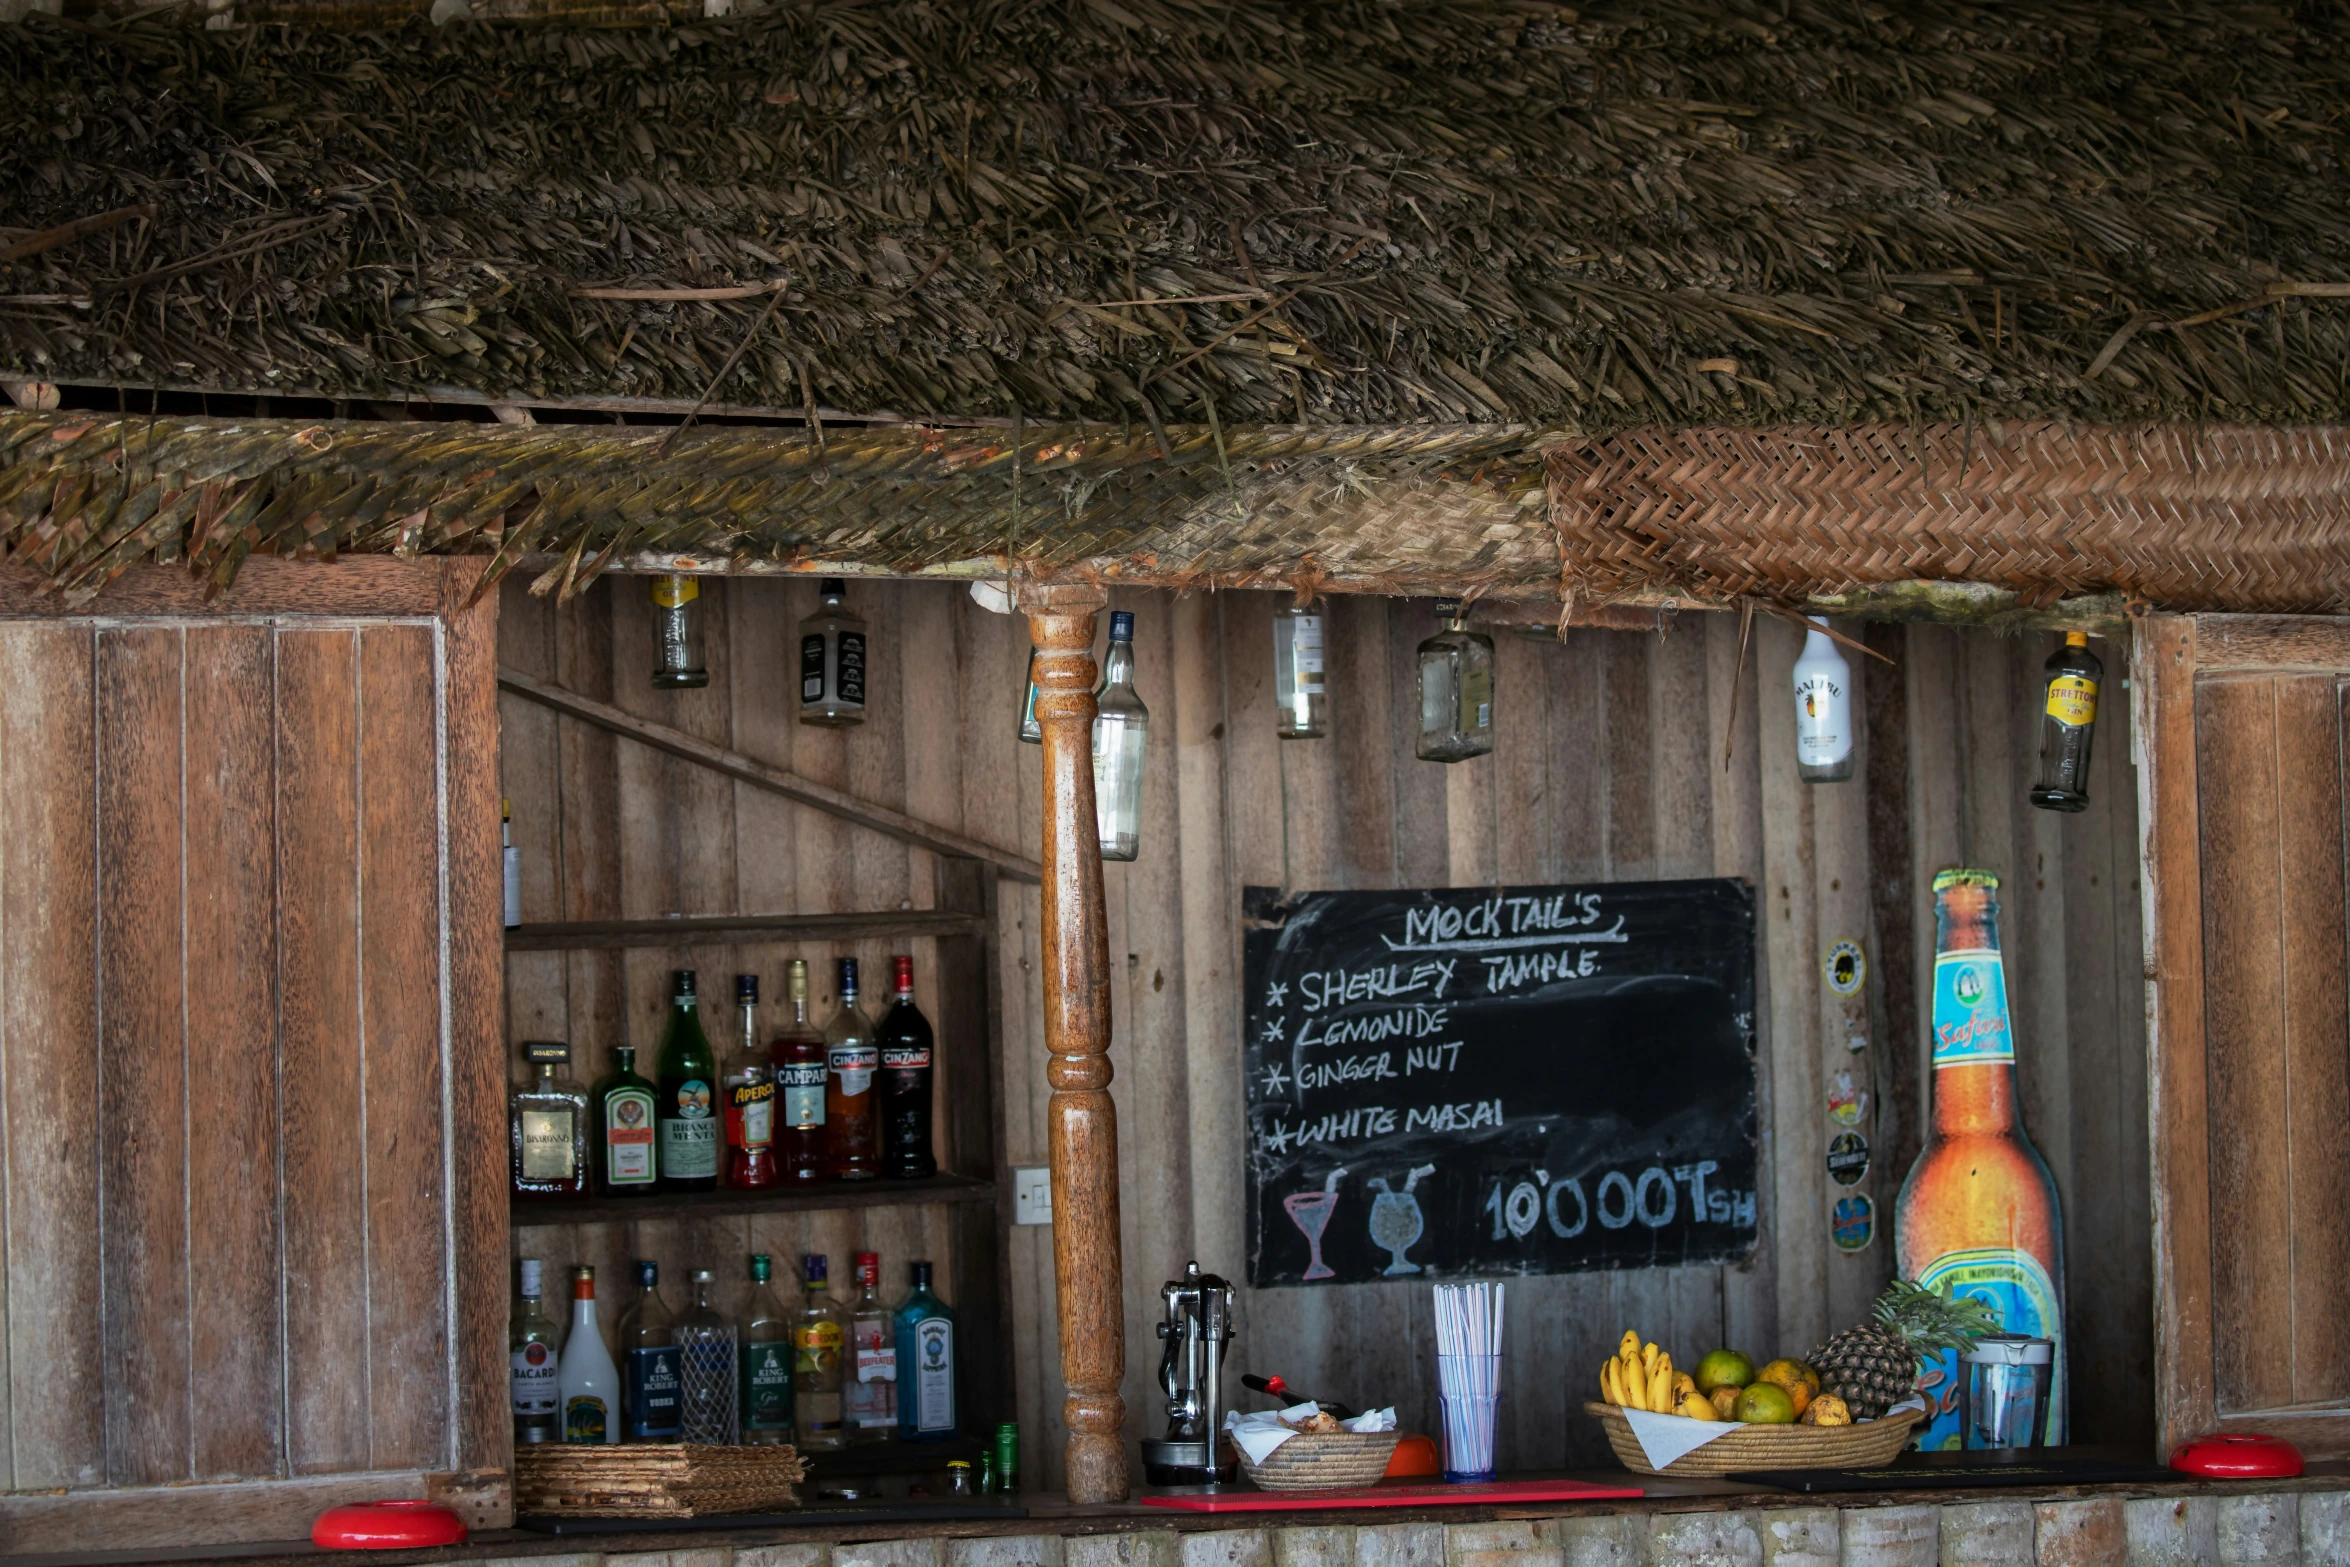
[2029,632,2102,812]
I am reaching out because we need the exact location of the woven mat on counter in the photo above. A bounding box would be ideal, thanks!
[517,1443,806,1517]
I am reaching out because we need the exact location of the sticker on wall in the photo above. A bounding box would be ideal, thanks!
[1827,1070,1869,1127]
[1824,939,1867,997]
[1831,1193,1876,1252]
[1826,1131,1871,1187]
[1845,1023,1871,1055]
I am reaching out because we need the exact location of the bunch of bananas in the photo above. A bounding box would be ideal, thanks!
[1599,1330,1718,1421]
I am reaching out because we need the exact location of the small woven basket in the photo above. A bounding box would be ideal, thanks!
[1583,1402,1922,1478]
[1239,1430,1404,1492]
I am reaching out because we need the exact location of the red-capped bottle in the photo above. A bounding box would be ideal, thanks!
[724,973,779,1188]
[771,958,827,1184]
[876,955,937,1180]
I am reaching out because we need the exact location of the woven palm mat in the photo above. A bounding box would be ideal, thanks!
[516,1442,805,1517]
[1549,422,2350,615]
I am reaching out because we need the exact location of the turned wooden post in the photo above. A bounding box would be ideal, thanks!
[1022,583,1128,1504]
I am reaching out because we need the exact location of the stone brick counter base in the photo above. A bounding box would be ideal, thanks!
[483,1491,2348,1567]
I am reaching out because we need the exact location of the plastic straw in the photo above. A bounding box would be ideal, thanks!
[1433,1283,1505,1479]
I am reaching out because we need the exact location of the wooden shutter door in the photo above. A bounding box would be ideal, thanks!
[2140,613,2350,1456]
[0,560,506,1552]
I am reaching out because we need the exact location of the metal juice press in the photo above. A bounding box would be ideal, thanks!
[1140,1261,1235,1486]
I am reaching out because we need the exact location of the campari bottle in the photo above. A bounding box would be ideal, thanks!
[1895,867,2067,1448]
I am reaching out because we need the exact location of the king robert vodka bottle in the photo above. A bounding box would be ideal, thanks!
[618,1260,683,1442]
[1792,617,1855,782]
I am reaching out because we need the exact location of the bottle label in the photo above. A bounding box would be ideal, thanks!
[1462,667,1492,733]
[604,1089,657,1184]
[564,1394,607,1444]
[741,1341,793,1430]
[625,1345,683,1438]
[880,1046,931,1070]
[2045,675,2097,728]
[795,1318,844,1375]
[912,1317,955,1433]
[662,1081,719,1178]
[1932,947,2014,1066]
[1795,674,1852,765]
[652,576,699,609]
[520,1109,575,1180]
[1291,615,1325,674]
[728,1079,775,1150]
[801,632,827,703]
[829,1044,878,1098]
[511,1342,559,1416]
[503,847,522,928]
[837,631,867,707]
[857,1343,898,1383]
[1913,1249,2065,1449]
[780,1060,826,1128]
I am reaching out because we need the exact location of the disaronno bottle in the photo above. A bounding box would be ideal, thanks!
[1895,868,2066,1448]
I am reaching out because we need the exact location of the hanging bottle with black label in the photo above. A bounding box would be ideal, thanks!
[800,578,868,727]
[1792,618,1855,783]
[2029,632,2101,813]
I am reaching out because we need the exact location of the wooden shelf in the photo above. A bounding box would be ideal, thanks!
[510,1172,996,1226]
[505,909,989,952]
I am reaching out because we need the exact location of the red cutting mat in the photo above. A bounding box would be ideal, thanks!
[1141,1479,1643,1512]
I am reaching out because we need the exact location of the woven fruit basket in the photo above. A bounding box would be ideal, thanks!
[1239,1430,1404,1491]
[1583,1401,1922,1478]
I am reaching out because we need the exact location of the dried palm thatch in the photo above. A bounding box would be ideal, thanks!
[0,407,1550,603]
[4,0,2349,433]
[1549,423,2350,615]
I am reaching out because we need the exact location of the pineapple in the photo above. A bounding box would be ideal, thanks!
[1806,1279,2000,1419]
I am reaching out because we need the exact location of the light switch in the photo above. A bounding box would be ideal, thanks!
[1013,1166,1053,1225]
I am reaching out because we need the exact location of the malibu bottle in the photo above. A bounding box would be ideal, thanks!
[657,970,720,1192]
[1896,868,2067,1448]
[876,955,937,1180]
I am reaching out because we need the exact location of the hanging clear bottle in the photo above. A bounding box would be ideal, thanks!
[2028,632,2101,813]
[799,578,868,727]
[1272,603,1328,739]
[1017,646,1044,745]
[1092,610,1148,861]
[1415,598,1494,762]
[1792,618,1855,783]
[649,574,709,689]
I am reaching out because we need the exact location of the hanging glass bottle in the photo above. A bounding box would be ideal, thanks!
[1792,617,1854,783]
[2029,631,2102,812]
[1415,598,1493,762]
[649,574,709,689]
[1272,603,1328,739]
[1092,610,1148,860]
[799,578,868,727]
[1017,646,1043,744]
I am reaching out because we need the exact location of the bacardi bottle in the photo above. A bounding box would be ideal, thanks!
[799,578,868,727]
[591,1045,659,1197]
[657,970,720,1192]
[617,1260,683,1442]
[794,1254,848,1451]
[510,1259,561,1446]
[773,958,828,1184]
[824,959,879,1181]
[725,973,779,1188]
[511,1041,589,1200]
[559,1265,619,1444]
[845,1251,897,1442]
[739,1253,795,1445]
[894,1261,958,1442]
[1896,868,2067,1448]
[876,955,936,1180]
[2029,632,2102,813]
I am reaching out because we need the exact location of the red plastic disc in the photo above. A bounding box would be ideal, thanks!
[2169,1432,2305,1479]
[311,1500,470,1549]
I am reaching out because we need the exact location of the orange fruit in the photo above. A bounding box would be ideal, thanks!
[1733,1382,1797,1424]
[1694,1349,1754,1394]
[1756,1358,1821,1416]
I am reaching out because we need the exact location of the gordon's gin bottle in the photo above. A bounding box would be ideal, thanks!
[1896,867,2066,1447]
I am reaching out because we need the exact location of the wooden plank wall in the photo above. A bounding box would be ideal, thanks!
[498,581,2154,1481]
[0,616,474,1498]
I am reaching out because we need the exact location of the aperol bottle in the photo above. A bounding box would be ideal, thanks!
[1895,868,2067,1448]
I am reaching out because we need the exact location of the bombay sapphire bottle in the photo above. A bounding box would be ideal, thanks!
[1415,599,1494,762]
[1092,610,1148,860]
[893,1261,959,1441]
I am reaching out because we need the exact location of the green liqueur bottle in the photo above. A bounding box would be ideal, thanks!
[894,1260,958,1441]
[618,1260,683,1441]
[739,1253,795,1445]
[592,1045,659,1196]
[658,970,720,1192]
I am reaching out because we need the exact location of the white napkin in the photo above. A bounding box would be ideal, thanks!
[1873,1396,1927,1421]
[1224,1402,1398,1462]
[1621,1407,1746,1469]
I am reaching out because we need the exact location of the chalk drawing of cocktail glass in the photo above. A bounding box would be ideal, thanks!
[1283,1168,1348,1281]
[1366,1163,1436,1276]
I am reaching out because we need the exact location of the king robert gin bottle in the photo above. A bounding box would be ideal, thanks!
[1792,618,1855,783]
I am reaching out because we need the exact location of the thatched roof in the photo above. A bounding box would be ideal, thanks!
[6,0,2350,434]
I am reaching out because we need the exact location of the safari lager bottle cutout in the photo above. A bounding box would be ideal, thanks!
[1896,868,2066,1448]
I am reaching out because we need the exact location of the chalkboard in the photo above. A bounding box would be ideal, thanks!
[1243,879,1759,1287]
